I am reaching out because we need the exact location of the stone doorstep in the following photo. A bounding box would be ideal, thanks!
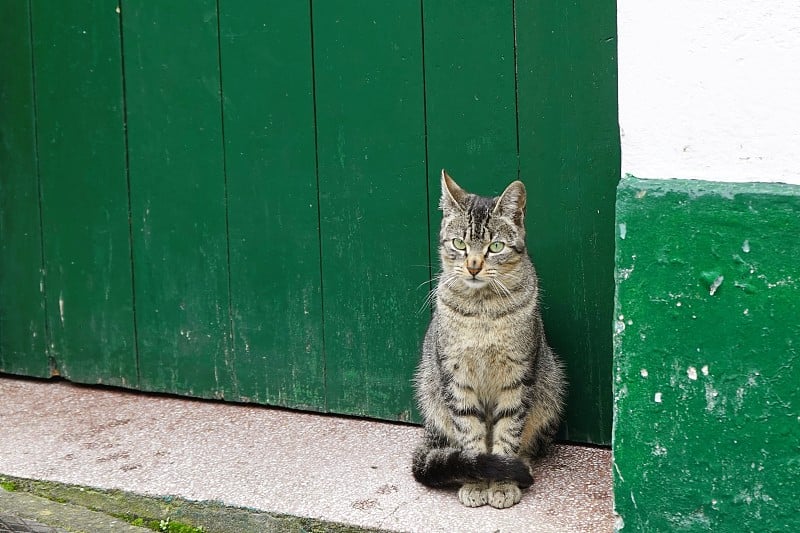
[1,460,612,533]
[0,377,613,533]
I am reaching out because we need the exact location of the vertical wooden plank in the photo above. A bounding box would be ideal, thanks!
[31,0,137,385]
[423,0,519,195]
[0,1,49,377]
[516,0,620,444]
[313,1,429,419]
[123,2,232,397]
[219,2,325,408]
[422,0,519,299]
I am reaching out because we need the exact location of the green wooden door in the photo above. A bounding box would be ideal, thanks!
[0,0,618,445]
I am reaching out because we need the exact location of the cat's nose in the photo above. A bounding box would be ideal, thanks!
[466,256,483,277]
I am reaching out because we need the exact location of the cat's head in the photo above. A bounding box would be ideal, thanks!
[438,169,527,291]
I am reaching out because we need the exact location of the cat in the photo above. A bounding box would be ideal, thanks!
[411,170,566,509]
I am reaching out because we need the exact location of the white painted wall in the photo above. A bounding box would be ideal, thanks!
[618,1,800,184]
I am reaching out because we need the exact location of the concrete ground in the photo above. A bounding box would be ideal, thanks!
[0,376,613,532]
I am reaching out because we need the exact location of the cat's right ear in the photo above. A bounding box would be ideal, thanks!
[440,169,467,213]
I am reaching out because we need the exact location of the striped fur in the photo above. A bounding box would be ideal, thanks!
[412,170,566,509]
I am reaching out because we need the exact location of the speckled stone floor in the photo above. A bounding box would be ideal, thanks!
[0,376,613,533]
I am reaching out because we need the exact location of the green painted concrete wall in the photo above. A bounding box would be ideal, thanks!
[613,176,800,531]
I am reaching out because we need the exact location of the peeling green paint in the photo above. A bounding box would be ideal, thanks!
[613,176,800,531]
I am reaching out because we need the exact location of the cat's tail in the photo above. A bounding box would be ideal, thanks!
[412,446,533,488]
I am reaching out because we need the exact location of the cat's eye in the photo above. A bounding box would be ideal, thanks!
[452,238,467,251]
[488,241,505,253]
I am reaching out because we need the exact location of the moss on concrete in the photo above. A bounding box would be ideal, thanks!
[0,479,18,492]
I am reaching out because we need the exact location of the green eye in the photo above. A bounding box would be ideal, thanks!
[488,241,505,253]
[452,238,467,251]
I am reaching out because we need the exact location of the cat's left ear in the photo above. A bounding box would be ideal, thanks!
[493,180,526,227]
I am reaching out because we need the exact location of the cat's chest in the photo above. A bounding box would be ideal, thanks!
[442,314,512,353]
[438,311,525,382]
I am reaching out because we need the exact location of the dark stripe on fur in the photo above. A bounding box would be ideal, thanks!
[451,380,476,393]
[438,296,478,317]
[438,293,533,319]
[491,406,528,425]
[467,196,494,240]
[412,447,533,489]
[449,405,485,419]
[499,372,536,392]
[495,435,522,454]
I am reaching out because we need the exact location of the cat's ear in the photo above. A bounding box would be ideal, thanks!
[440,169,467,213]
[494,180,527,227]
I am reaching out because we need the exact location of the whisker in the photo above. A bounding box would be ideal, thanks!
[490,277,519,308]
[416,271,459,315]
[417,291,437,315]
[493,270,523,282]
[489,279,505,297]
[415,277,438,291]
[416,277,441,314]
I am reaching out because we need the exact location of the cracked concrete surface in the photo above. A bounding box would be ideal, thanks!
[0,376,613,532]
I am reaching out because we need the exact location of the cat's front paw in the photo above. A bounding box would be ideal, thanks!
[458,482,489,507]
[487,481,522,509]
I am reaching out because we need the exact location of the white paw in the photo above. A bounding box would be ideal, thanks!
[458,482,489,507]
[487,481,522,509]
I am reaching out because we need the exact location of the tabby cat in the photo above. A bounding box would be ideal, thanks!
[412,170,566,509]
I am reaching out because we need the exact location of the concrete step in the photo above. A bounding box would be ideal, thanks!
[0,376,612,533]
[0,485,146,533]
